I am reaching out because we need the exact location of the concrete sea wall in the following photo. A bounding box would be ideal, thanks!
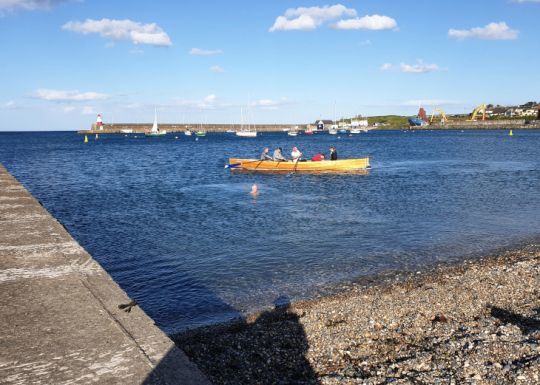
[0,165,211,385]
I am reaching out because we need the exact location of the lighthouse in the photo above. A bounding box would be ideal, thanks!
[96,114,104,130]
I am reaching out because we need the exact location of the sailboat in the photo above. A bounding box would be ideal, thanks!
[145,108,166,137]
[235,107,257,137]
[328,101,338,134]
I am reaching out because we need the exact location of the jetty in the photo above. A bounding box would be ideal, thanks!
[79,123,304,135]
[0,165,211,385]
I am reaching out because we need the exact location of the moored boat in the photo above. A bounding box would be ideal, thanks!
[236,130,257,137]
[227,157,370,173]
[145,108,166,137]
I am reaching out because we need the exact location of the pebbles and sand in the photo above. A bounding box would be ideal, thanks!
[175,244,540,384]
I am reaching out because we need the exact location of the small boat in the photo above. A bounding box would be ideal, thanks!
[328,128,338,135]
[287,131,298,136]
[338,129,348,134]
[145,108,166,137]
[226,129,235,133]
[227,157,370,173]
[304,128,314,135]
[195,131,207,137]
[350,127,369,134]
[120,129,133,134]
[236,130,257,137]
[235,107,257,137]
[184,129,192,136]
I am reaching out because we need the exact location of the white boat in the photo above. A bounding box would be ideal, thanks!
[226,129,235,133]
[145,108,166,137]
[287,131,298,136]
[184,129,192,136]
[120,129,133,134]
[236,130,257,137]
[328,125,338,135]
[350,118,369,134]
[235,107,257,137]
[328,102,338,134]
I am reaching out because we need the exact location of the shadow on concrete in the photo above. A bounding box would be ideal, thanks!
[171,295,320,385]
[490,306,540,335]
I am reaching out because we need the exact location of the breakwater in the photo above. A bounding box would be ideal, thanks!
[0,165,210,385]
[425,119,540,130]
[79,123,306,134]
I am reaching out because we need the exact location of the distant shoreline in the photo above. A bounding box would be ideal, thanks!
[76,121,540,134]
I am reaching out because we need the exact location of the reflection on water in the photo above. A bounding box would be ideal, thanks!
[1,130,539,334]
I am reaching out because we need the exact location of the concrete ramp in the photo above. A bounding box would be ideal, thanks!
[0,165,211,385]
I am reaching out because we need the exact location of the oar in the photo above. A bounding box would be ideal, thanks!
[289,156,302,175]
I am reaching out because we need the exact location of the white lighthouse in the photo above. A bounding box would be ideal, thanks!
[96,114,103,130]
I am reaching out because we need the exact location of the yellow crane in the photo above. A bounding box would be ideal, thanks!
[430,108,449,124]
[468,104,487,121]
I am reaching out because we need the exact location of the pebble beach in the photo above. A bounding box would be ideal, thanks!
[175,243,540,385]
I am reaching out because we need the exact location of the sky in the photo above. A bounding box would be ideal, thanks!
[0,0,539,130]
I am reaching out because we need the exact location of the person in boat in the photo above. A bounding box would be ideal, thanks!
[273,147,287,162]
[260,147,272,161]
[311,153,325,161]
[291,146,303,162]
[329,146,338,161]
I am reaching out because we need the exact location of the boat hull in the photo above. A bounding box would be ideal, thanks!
[236,131,257,137]
[145,131,167,137]
[228,157,370,173]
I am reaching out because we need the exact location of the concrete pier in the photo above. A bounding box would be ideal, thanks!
[0,165,211,384]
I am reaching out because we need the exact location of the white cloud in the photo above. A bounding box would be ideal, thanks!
[0,0,66,12]
[448,22,518,40]
[189,48,223,56]
[175,94,227,110]
[81,106,95,115]
[33,89,109,102]
[269,4,356,31]
[381,60,442,73]
[401,99,461,107]
[400,61,441,73]
[333,15,397,30]
[209,65,225,73]
[62,18,172,46]
[1,100,16,109]
[250,98,290,110]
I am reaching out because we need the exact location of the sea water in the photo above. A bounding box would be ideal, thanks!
[1,130,539,334]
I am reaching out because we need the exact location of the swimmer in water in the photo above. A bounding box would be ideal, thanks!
[250,183,258,197]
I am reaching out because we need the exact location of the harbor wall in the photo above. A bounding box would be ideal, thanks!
[80,123,307,134]
[78,120,540,134]
[0,164,211,385]
[424,119,540,130]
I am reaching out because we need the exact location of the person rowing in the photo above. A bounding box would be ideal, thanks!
[273,147,287,162]
[291,146,303,162]
[260,147,272,160]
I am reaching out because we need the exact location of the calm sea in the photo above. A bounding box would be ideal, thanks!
[1,130,539,334]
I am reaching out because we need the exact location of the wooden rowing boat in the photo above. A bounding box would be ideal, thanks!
[228,157,370,173]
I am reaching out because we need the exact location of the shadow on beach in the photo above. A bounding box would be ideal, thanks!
[173,295,320,385]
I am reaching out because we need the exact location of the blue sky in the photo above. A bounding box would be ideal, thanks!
[0,0,538,130]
